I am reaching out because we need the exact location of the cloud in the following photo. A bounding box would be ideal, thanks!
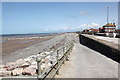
[45,22,100,32]
[78,22,100,30]
[80,11,90,15]
[52,22,100,32]
[66,15,80,18]
[66,11,90,18]
[91,22,100,26]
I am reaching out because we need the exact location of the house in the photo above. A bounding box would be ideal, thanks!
[99,23,116,33]
[89,28,99,32]
[82,28,99,34]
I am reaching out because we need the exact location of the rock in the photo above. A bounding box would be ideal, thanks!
[36,54,41,57]
[45,55,51,60]
[12,68,23,76]
[30,55,37,58]
[0,71,11,77]
[44,52,50,55]
[19,63,30,68]
[41,52,50,56]
[6,62,15,66]
[24,58,30,62]
[48,62,52,67]
[15,59,26,66]
[4,62,18,71]
[29,65,37,69]
[22,67,36,76]
[41,59,45,63]
[5,66,16,71]
[41,63,46,72]
[31,61,37,65]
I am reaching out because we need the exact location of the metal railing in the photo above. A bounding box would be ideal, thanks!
[36,41,74,80]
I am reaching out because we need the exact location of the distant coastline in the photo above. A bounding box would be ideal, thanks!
[1,33,57,54]
[0,33,58,40]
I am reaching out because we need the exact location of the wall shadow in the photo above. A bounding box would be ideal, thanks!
[79,34,120,63]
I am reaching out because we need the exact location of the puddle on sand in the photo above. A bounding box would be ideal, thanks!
[0,40,6,42]
[19,40,34,43]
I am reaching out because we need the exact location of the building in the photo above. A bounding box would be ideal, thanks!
[82,28,99,34]
[99,23,116,33]
[89,28,99,33]
[115,29,120,34]
[82,29,89,33]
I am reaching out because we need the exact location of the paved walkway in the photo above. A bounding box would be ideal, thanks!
[55,35,118,78]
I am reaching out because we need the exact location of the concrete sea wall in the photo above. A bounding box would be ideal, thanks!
[79,34,120,63]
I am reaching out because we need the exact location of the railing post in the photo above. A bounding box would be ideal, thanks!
[56,50,59,75]
[63,47,65,64]
[66,43,70,61]
[68,43,72,55]
[36,58,42,80]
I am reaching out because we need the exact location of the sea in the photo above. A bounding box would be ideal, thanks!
[0,33,58,42]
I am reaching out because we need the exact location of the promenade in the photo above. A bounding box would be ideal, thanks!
[55,34,118,78]
[1,33,119,79]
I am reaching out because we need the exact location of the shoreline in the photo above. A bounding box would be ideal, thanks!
[1,36,54,55]
[1,33,69,64]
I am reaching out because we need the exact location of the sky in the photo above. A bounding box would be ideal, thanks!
[1,2,118,34]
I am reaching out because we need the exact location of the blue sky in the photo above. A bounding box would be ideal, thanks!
[2,2,118,34]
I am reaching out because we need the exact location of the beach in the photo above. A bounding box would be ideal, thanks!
[1,33,74,64]
[2,36,53,55]
[0,33,76,77]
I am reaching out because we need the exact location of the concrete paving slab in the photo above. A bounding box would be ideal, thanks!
[55,34,118,78]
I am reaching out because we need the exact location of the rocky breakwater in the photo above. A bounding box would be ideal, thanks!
[0,51,58,77]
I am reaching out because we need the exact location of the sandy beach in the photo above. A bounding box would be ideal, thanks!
[1,33,75,64]
[0,33,76,77]
[2,36,53,55]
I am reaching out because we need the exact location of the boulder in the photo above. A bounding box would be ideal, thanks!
[24,58,30,62]
[45,55,51,60]
[44,52,50,55]
[5,66,16,71]
[29,55,37,58]
[0,71,11,77]
[47,62,52,68]
[29,65,37,69]
[15,59,26,65]
[22,67,36,76]
[31,61,37,65]
[19,63,30,68]
[12,68,23,76]
[6,62,15,66]
[41,63,46,73]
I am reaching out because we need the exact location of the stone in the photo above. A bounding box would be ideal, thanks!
[45,55,51,60]
[47,62,52,68]
[12,68,23,76]
[41,63,46,72]
[19,63,30,68]
[22,67,36,76]
[29,65,37,69]
[31,61,37,65]
[0,71,11,77]
[30,55,37,58]
[6,62,15,66]
[44,52,50,55]
[15,59,26,65]
[5,66,16,71]
[24,58,30,62]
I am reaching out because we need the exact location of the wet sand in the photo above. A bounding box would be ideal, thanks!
[2,36,53,56]
[2,33,75,64]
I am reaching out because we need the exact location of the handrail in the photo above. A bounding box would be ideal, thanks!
[36,41,74,80]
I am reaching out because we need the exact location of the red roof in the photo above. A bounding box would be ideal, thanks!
[89,28,99,31]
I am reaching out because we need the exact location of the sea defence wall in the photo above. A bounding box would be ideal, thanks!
[79,34,120,63]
